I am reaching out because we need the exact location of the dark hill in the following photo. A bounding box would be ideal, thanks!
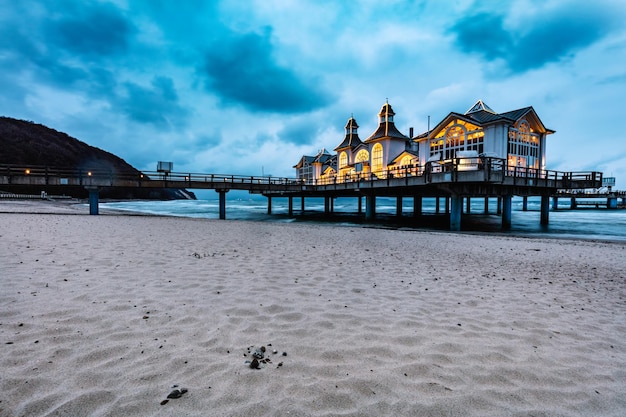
[0,117,194,200]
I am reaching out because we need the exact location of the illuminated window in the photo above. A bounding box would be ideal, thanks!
[508,120,539,169]
[372,143,383,173]
[400,155,413,166]
[355,149,369,163]
[339,152,347,168]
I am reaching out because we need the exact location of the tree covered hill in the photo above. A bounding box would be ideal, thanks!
[0,117,194,199]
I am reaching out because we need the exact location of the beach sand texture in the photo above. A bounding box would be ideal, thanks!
[1,204,625,416]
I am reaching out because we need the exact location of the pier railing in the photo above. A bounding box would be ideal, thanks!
[0,158,602,194]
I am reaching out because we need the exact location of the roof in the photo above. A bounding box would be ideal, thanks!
[466,100,496,115]
[416,101,555,139]
[364,102,408,142]
[334,117,363,151]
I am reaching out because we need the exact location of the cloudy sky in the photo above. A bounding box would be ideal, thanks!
[1,0,625,188]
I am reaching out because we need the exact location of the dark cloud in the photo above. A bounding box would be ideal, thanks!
[119,76,189,128]
[202,29,331,113]
[44,2,133,58]
[450,3,618,73]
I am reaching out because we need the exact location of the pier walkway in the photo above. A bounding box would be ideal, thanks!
[1,159,603,230]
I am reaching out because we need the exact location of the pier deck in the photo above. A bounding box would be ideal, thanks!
[0,159,603,230]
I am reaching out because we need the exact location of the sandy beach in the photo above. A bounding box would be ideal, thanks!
[1,200,625,417]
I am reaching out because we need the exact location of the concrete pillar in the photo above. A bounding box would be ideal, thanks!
[466,197,471,214]
[288,196,293,216]
[301,196,305,212]
[540,195,550,225]
[484,197,489,214]
[87,187,99,215]
[502,195,512,230]
[266,195,272,215]
[552,197,559,210]
[435,197,440,214]
[450,195,462,231]
[497,197,502,215]
[218,189,228,219]
[358,196,363,215]
[396,196,403,217]
[570,197,577,209]
[365,195,376,220]
[413,196,422,218]
[522,196,528,211]
[445,197,450,214]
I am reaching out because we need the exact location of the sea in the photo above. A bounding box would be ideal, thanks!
[100,192,626,242]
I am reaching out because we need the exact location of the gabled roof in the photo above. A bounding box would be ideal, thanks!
[312,148,333,164]
[388,149,419,166]
[416,102,555,140]
[293,155,316,169]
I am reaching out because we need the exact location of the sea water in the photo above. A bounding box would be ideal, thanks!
[100,194,626,242]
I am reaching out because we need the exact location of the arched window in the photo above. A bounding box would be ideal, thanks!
[400,155,412,166]
[355,150,369,163]
[339,152,347,168]
[444,125,466,159]
[372,143,383,173]
[508,120,540,169]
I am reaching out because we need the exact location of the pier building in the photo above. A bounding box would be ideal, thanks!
[296,100,553,184]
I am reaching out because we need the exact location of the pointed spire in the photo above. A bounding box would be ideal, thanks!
[466,100,496,115]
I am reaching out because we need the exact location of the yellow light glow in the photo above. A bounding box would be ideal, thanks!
[25,169,30,174]
[88,172,92,176]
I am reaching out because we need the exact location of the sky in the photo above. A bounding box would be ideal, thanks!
[1,0,626,189]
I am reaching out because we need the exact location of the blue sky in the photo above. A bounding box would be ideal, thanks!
[1,0,625,188]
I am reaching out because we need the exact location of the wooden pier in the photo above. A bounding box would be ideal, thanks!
[549,191,626,210]
[0,159,603,230]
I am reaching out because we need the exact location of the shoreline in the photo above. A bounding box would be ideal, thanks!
[1,199,625,245]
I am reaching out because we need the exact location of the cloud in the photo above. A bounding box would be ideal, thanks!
[43,2,133,58]
[119,76,189,128]
[450,1,619,73]
[201,28,331,113]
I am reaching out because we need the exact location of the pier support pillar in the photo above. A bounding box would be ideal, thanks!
[324,196,331,214]
[266,195,272,215]
[449,195,462,231]
[218,189,229,219]
[484,197,489,214]
[358,196,363,215]
[86,187,99,215]
[413,196,422,218]
[301,196,305,212]
[445,197,450,214]
[365,195,376,220]
[608,197,618,209]
[497,197,502,215]
[552,197,559,210]
[540,195,550,225]
[502,195,512,230]
[522,196,528,211]
[288,196,293,217]
[570,197,577,209]
[466,197,471,214]
[396,196,403,217]
[435,197,441,214]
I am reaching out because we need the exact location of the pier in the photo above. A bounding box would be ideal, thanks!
[1,159,603,231]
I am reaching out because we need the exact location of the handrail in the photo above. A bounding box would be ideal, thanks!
[0,159,603,190]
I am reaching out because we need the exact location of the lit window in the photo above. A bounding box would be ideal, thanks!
[372,144,383,173]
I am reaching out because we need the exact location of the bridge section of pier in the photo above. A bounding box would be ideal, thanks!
[1,158,603,231]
